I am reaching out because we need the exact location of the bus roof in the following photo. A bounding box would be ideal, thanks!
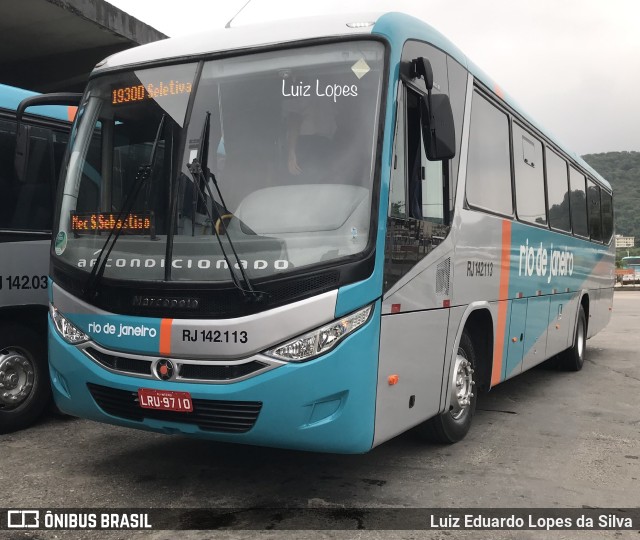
[93,11,610,191]
[0,83,75,123]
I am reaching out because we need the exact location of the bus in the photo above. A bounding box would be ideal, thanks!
[47,12,615,453]
[0,84,79,433]
[621,256,640,284]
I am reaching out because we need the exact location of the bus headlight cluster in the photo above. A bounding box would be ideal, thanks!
[50,304,89,345]
[265,304,373,362]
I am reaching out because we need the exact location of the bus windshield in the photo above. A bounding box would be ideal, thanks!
[54,40,384,283]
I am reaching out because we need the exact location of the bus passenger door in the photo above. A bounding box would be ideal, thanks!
[521,296,550,372]
[504,298,527,379]
[546,294,572,358]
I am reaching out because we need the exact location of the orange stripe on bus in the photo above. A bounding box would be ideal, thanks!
[159,319,173,357]
[491,220,512,387]
[67,106,78,122]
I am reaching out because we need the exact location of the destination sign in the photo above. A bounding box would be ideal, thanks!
[111,80,192,106]
[70,212,153,235]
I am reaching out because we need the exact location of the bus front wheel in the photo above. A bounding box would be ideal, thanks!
[418,330,477,444]
[0,325,50,433]
[560,306,587,372]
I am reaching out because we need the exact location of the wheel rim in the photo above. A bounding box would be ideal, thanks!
[0,347,36,410]
[577,318,585,360]
[449,348,474,420]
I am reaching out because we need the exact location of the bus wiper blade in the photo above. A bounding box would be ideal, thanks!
[83,114,166,300]
[187,159,267,303]
[186,111,266,302]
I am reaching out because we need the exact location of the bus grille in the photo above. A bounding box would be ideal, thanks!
[87,348,150,375]
[84,347,270,382]
[178,362,268,380]
[87,383,262,433]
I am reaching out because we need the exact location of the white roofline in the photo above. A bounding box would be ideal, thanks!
[94,13,385,73]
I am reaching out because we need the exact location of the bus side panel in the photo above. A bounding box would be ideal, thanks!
[546,293,574,358]
[373,308,449,447]
[520,296,550,373]
[590,286,613,336]
[0,240,50,308]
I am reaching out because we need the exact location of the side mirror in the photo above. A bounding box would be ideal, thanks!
[420,93,456,161]
[411,57,433,91]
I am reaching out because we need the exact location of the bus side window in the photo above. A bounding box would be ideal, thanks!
[406,88,447,227]
[11,125,55,231]
[465,91,512,216]
[0,119,17,229]
[513,123,546,225]
[546,148,571,232]
[389,84,406,218]
[601,190,613,243]
[569,166,588,237]
[587,179,602,242]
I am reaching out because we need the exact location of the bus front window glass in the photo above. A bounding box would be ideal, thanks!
[53,42,384,283]
[170,41,384,281]
[54,63,198,281]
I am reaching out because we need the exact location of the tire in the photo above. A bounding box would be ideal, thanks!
[417,330,477,444]
[0,325,50,433]
[560,305,587,372]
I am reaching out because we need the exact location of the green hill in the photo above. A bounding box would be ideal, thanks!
[582,151,640,247]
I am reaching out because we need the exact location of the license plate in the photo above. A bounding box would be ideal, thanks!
[138,388,193,413]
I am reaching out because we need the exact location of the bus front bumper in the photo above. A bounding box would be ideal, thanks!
[48,304,380,454]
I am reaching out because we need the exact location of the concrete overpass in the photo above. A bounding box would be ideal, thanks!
[0,0,167,93]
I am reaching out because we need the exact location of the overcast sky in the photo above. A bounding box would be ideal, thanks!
[107,0,640,156]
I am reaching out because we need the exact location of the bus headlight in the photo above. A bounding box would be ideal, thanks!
[49,304,89,345]
[264,304,373,362]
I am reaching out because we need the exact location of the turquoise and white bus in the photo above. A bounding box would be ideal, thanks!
[48,12,614,452]
[0,84,79,432]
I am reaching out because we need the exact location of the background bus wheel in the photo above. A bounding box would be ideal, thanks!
[0,326,50,433]
[418,330,477,444]
[560,306,587,372]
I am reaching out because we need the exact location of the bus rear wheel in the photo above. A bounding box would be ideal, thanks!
[418,330,477,443]
[560,306,587,372]
[0,325,50,433]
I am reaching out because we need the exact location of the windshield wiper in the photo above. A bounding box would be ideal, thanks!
[83,114,166,300]
[186,111,265,302]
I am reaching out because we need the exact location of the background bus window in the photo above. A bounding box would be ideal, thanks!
[465,92,512,216]
[0,119,69,231]
[513,123,546,225]
[601,190,613,243]
[545,148,571,232]
[0,119,17,228]
[569,166,588,237]
[587,179,603,242]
